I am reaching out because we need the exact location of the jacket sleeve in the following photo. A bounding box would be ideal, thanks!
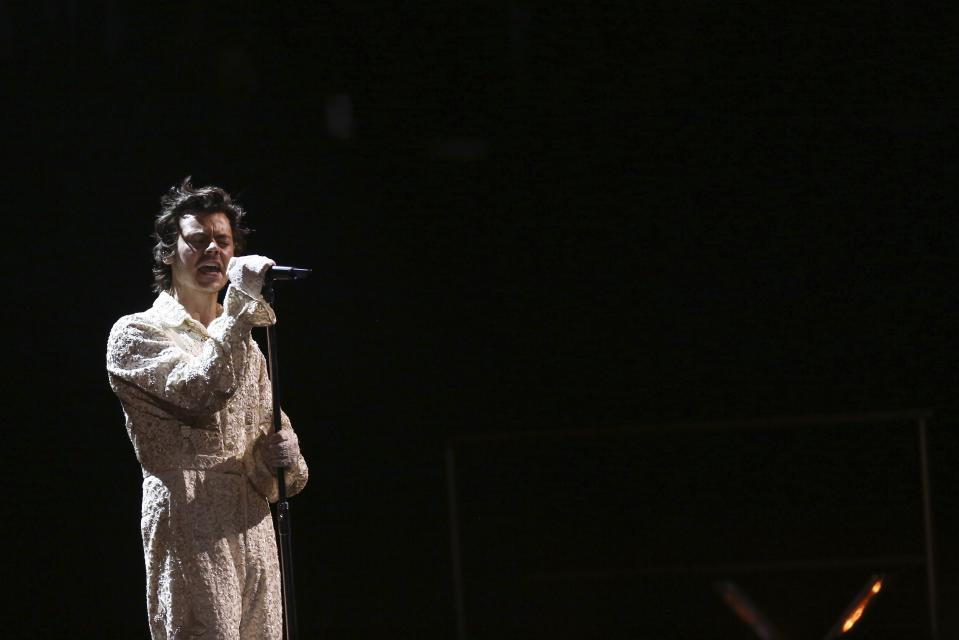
[106,287,274,416]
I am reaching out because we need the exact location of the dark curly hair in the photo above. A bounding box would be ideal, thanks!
[152,177,250,293]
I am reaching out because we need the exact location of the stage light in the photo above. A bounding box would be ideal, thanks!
[831,575,884,637]
[716,574,886,640]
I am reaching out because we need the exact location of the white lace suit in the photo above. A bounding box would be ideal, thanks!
[106,288,308,640]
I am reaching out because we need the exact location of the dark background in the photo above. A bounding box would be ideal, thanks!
[4,3,958,638]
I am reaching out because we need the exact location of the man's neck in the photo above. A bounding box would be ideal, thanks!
[172,288,219,327]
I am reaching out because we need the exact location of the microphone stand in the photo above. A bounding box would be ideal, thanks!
[262,276,300,640]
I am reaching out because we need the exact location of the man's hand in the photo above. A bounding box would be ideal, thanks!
[227,255,276,301]
[263,430,300,469]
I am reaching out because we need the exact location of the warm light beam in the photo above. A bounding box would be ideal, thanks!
[840,578,883,634]
[714,581,786,640]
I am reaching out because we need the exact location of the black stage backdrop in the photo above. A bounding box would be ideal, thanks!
[4,4,959,639]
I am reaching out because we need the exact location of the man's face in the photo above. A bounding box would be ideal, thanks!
[170,212,235,295]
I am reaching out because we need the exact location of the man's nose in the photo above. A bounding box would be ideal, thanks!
[204,240,220,254]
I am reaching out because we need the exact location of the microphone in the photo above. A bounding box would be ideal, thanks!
[267,265,312,282]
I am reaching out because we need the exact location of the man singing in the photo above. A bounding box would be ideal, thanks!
[106,178,308,639]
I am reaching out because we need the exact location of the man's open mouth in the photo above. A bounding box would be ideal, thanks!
[198,264,222,274]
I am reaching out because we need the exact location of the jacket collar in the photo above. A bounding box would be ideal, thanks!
[153,291,223,331]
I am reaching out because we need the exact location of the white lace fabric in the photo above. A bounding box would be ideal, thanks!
[107,287,308,639]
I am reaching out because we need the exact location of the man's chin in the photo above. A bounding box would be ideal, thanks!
[195,279,227,293]
[196,272,224,285]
